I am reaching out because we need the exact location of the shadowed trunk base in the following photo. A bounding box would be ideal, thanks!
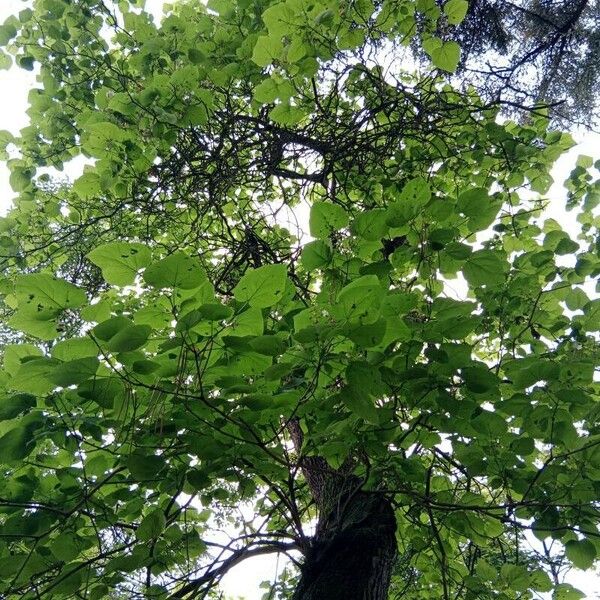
[293,491,397,600]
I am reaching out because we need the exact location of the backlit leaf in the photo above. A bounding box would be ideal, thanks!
[309,202,349,238]
[88,242,151,286]
[233,264,287,308]
[144,252,207,289]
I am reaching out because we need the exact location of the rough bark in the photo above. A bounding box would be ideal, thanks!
[288,420,397,600]
[292,490,397,599]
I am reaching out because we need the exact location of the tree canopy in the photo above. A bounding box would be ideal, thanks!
[441,0,600,128]
[0,0,599,598]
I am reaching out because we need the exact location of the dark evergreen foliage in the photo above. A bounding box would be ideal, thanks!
[448,0,600,127]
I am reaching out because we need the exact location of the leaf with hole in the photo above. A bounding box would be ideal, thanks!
[88,242,151,286]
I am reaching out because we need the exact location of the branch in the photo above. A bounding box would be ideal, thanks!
[169,541,298,599]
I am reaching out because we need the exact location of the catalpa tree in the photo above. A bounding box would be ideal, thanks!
[0,1,599,599]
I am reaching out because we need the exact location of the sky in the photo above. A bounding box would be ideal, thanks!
[0,1,598,598]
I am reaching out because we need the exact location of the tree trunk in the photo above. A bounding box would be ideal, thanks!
[292,488,397,599]
[287,419,397,599]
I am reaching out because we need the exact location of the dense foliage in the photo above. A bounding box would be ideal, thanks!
[0,0,599,598]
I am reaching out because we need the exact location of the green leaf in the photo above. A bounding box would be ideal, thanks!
[457,188,502,232]
[463,249,507,287]
[351,208,389,241]
[2,343,43,376]
[132,360,160,374]
[428,227,456,250]
[136,509,166,541]
[197,303,234,321]
[553,583,586,600]
[49,535,80,562]
[565,287,589,311]
[581,299,600,332]
[342,387,379,423]
[49,357,99,386]
[445,241,472,259]
[401,176,431,205]
[0,393,36,421]
[336,275,384,324]
[226,351,271,376]
[87,242,151,286]
[12,358,61,394]
[476,560,497,582]
[381,291,419,316]
[264,362,293,381]
[89,585,109,600]
[510,436,535,456]
[249,335,287,356]
[83,121,129,145]
[471,410,507,437]
[206,0,234,16]
[7,310,59,340]
[183,104,209,126]
[144,252,207,289]
[344,317,387,348]
[135,305,173,329]
[387,177,431,225]
[93,316,132,342]
[0,23,18,45]
[0,50,11,70]
[529,569,553,592]
[15,273,87,311]
[462,365,499,394]
[253,77,279,104]
[51,337,98,361]
[175,309,204,333]
[286,38,307,62]
[187,48,205,64]
[127,453,166,481]
[309,202,349,238]
[301,240,332,269]
[426,38,461,72]
[512,359,559,389]
[231,307,264,336]
[73,171,102,199]
[544,229,572,253]
[9,166,33,191]
[233,264,287,308]
[347,360,384,397]
[500,564,530,591]
[106,324,152,353]
[251,35,282,67]
[106,549,147,574]
[187,469,211,490]
[269,102,306,125]
[565,539,597,570]
[81,299,112,323]
[78,377,125,409]
[444,0,468,25]
[0,422,39,462]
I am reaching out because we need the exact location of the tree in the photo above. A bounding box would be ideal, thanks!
[0,0,599,598]
[436,0,600,128]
